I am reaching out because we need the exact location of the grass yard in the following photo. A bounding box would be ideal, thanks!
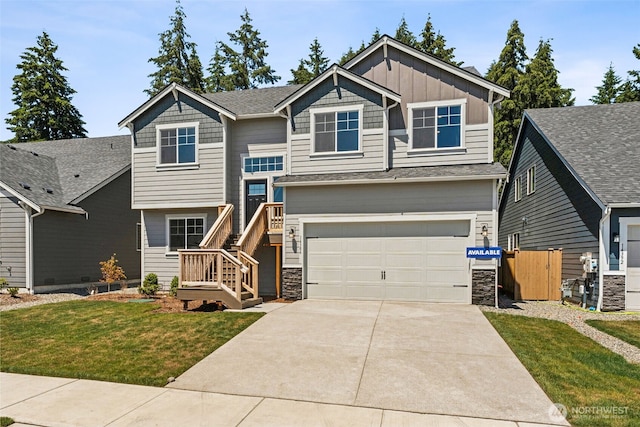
[0,300,263,387]
[484,312,640,427]
[586,320,640,349]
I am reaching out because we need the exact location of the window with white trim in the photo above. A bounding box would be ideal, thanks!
[312,107,362,153]
[136,223,142,252]
[527,165,536,195]
[514,176,522,202]
[157,124,197,165]
[244,156,284,173]
[409,100,465,150]
[167,217,205,252]
[512,233,520,250]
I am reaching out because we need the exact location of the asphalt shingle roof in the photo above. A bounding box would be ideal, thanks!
[203,85,303,116]
[0,135,130,211]
[275,163,507,185]
[526,102,640,205]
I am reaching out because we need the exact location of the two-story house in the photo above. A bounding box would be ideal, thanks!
[118,36,509,308]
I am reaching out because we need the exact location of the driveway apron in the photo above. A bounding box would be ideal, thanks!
[168,300,561,425]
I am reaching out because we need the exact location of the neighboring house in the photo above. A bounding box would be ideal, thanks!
[0,136,140,293]
[119,35,509,308]
[499,102,640,311]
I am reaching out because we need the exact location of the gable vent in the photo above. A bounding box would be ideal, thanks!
[19,182,31,190]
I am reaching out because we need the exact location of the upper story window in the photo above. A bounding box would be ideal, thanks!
[514,175,522,202]
[167,215,205,252]
[408,100,466,151]
[311,105,363,154]
[244,156,284,173]
[527,165,536,195]
[157,123,198,165]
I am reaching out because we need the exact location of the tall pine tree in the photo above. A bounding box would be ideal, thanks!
[486,20,528,167]
[417,14,459,65]
[215,8,280,90]
[146,0,204,96]
[520,39,574,108]
[289,38,329,84]
[338,41,366,65]
[616,44,640,102]
[590,63,622,104]
[6,31,87,142]
[394,16,417,48]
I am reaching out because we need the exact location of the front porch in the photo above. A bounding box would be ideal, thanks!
[177,203,283,309]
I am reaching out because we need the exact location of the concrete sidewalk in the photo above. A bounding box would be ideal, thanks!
[1,372,563,426]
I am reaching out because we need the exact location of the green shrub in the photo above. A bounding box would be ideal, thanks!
[1,416,15,426]
[7,287,19,297]
[139,273,160,296]
[0,278,8,290]
[169,276,179,297]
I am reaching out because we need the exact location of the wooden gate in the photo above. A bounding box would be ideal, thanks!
[500,249,562,300]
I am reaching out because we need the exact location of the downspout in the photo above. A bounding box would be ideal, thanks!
[597,206,612,311]
[383,98,399,171]
[18,202,45,294]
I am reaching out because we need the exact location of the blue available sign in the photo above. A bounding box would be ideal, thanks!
[466,247,502,259]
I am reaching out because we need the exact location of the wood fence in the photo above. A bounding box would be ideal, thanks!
[500,249,562,300]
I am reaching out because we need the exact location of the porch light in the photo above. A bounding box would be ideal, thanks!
[613,232,620,243]
[289,227,296,239]
[481,224,488,238]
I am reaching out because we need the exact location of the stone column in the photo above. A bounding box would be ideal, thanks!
[282,267,303,300]
[472,269,496,306]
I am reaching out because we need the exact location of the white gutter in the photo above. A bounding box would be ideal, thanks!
[274,173,508,187]
[597,206,612,311]
[18,201,45,294]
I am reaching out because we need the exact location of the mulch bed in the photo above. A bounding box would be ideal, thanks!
[86,293,223,313]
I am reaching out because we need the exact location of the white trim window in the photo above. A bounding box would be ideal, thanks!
[310,105,363,154]
[244,155,284,173]
[408,99,466,150]
[512,232,520,250]
[136,223,142,252]
[156,122,199,165]
[514,175,522,202]
[166,215,206,252]
[527,165,536,195]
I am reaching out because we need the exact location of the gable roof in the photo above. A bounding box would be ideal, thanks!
[0,135,131,213]
[203,85,303,117]
[517,102,640,206]
[274,64,402,113]
[344,35,510,98]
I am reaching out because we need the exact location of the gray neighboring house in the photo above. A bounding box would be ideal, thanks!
[119,35,510,306]
[0,136,140,293]
[499,102,640,311]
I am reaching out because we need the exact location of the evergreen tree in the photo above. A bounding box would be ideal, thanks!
[616,44,640,102]
[370,28,382,44]
[486,20,528,167]
[417,14,459,65]
[394,16,417,48]
[205,44,233,92]
[6,31,87,142]
[146,0,204,96]
[520,39,574,109]
[217,8,280,90]
[590,63,622,104]
[338,41,366,65]
[289,38,329,85]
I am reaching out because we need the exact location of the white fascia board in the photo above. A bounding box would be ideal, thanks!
[0,181,42,213]
[345,36,510,98]
[607,203,640,208]
[274,65,401,113]
[274,174,507,188]
[299,212,476,225]
[118,83,237,128]
[236,112,280,120]
[132,201,222,210]
[39,205,87,215]
[70,165,131,205]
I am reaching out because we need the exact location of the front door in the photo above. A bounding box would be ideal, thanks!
[245,180,267,225]
[627,225,640,311]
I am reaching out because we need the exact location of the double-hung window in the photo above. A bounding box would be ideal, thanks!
[312,106,362,154]
[527,165,536,195]
[514,176,522,202]
[409,100,465,150]
[167,216,205,252]
[157,123,198,165]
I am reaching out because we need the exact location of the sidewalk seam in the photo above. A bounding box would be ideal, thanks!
[0,376,79,410]
[103,388,170,426]
[234,396,264,426]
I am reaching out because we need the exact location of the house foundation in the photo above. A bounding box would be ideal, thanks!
[472,269,496,306]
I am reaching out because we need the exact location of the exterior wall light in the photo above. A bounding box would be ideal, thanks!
[613,232,620,243]
[481,224,488,238]
[289,227,296,239]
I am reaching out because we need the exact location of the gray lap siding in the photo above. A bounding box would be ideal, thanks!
[0,192,27,288]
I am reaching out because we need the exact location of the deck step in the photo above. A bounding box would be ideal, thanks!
[177,286,262,310]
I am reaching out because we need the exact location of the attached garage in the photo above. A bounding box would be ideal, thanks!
[626,224,640,311]
[304,220,472,303]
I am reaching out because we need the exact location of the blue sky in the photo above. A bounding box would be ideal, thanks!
[1,0,638,140]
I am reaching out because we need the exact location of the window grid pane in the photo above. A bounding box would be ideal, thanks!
[314,111,359,153]
[244,156,284,173]
[436,105,461,148]
[412,108,436,149]
[160,127,195,164]
[169,218,204,251]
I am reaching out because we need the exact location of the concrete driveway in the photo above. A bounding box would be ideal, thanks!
[169,300,565,425]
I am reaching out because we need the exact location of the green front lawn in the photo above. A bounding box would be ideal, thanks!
[586,320,640,349]
[484,312,640,427]
[0,300,263,387]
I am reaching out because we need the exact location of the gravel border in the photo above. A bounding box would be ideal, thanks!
[0,293,84,312]
[481,296,640,364]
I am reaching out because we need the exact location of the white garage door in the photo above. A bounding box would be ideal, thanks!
[306,221,471,303]
[627,225,640,311]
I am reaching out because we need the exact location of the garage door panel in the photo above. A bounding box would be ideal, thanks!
[426,286,469,303]
[307,284,344,299]
[345,268,382,282]
[345,284,385,299]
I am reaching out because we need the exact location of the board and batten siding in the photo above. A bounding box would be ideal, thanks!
[32,172,141,288]
[229,117,287,231]
[133,145,224,208]
[499,121,601,279]
[142,208,218,286]
[391,125,490,167]
[0,192,26,288]
[283,180,496,266]
[349,45,489,129]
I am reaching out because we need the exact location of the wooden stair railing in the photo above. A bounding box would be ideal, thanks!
[199,204,234,249]
[237,202,283,256]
